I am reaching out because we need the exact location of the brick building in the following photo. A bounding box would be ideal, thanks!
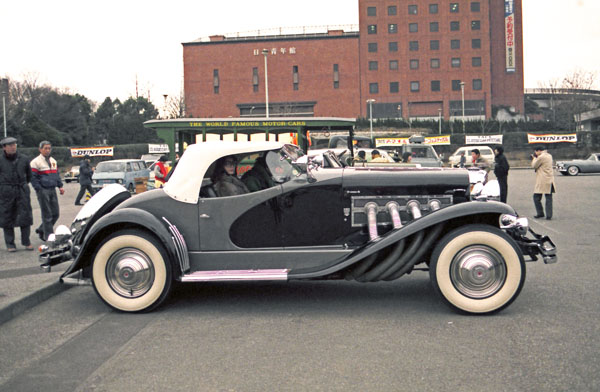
[182,0,523,120]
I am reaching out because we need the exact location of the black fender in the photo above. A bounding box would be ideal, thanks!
[290,201,517,279]
[61,208,183,278]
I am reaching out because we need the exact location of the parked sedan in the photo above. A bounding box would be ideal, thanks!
[39,141,556,315]
[556,153,600,176]
[63,166,80,183]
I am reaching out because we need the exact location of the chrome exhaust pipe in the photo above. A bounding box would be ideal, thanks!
[365,202,379,241]
[386,201,402,229]
[407,200,422,219]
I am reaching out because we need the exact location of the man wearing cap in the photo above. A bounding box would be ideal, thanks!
[31,141,64,241]
[74,154,94,206]
[153,155,169,188]
[531,145,556,220]
[370,150,390,163]
[0,137,34,251]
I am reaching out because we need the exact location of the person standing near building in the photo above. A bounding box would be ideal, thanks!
[74,155,94,206]
[531,145,556,220]
[0,137,34,251]
[31,141,64,241]
[153,155,169,188]
[493,146,510,203]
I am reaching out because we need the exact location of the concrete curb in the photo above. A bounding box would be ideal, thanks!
[0,280,72,327]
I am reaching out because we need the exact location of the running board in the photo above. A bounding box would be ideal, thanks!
[180,269,289,282]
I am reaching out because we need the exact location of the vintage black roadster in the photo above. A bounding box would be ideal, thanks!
[40,141,556,314]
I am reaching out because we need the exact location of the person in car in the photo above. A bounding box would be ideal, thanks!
[211,156,249,197]
[402,152,413,163]
[352,150,367,166]
[370,150,389,163]
[242,155,275,192]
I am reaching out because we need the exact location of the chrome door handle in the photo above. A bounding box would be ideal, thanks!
[199,214,210,219]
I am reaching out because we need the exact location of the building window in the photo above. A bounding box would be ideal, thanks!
[409,23,418,33]
[451,57,461,68]
[368,42,378,52]
[473,79,482,90]
[333,64,339,89]
[472,57,482,67]
[388,5,397,15]
[252,67,259,93]
[451,39,460,49]
[450,21,460,31]
[408,5,418,15]
[471,20,481,30]
[390,82,399,93]
[429,4,438,14]
[431,80,441,92]
[213,69,219,94]
[388,41,398,52]
[430,40,439,50]
[409,41,419,51]
[389,24,398,34]
[472,38,481,49]
[293,65,299,90]
[410,81,420,92]
[431,58,440,69]
[471,2,480,12]
[369,83,379,94]
[450,3,459,13]
[368,25,377,34]
[452,80,462,91]
[410,59,419,69]
[430,22,439,32]
[389,60,399,70]
[369,61,378,71]
[367,6,377,16]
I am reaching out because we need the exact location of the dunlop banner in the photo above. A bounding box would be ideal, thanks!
[70,146,114,157]
[527,134,577,144]
[465,135,503,145]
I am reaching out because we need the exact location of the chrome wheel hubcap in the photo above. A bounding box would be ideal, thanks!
[450,245,506,299]
[106,248,155,298]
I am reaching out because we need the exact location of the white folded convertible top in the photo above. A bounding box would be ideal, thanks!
[164,141,285,204]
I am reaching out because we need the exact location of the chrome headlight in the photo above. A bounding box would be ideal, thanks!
[117,179,123,184]
[93,179,98,184]
[46,225,72,248]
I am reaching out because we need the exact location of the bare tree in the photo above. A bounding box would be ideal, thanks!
[561,69,597,91]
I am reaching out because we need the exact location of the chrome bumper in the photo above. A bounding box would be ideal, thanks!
[514,227,557,264]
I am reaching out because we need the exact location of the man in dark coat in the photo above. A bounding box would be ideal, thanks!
[0,137,34,251]
[75,155,94,205]
[494,146,510,203]
[242,156,275,192]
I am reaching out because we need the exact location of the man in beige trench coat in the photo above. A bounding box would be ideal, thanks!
[531,145,556,220]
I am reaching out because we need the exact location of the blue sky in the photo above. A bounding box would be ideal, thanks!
[2,0,598,106]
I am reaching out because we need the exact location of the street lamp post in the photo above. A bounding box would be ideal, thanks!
[438,108,442,134]
[366,99,376,141]
[1,78,8,138]
[262,49,270,118]
[460,81,466,133]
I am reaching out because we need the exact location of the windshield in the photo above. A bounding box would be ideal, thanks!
[266,145,305,183]
[96,162,127,173]
[404,146,438,159]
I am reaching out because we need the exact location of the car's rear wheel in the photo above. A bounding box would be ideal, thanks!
[567,166,579,176]
[92,229,172,312]
[430,224,525,314]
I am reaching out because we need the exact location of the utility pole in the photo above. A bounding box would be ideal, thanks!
[1,78,8,138]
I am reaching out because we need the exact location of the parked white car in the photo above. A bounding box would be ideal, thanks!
[448,146,495,167]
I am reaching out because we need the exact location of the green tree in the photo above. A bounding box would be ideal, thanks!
[109,97,159,144]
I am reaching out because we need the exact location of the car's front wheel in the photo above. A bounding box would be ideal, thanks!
[430,224,525,314]
[567,166,579,176]
[92,229,172,312]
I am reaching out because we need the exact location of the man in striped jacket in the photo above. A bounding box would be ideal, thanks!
[30,141,65,241]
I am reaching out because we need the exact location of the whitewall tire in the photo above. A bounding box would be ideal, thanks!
[92,229,172,312]
[430,224,525,314]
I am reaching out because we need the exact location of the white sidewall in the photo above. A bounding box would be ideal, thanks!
[93,235,167,312]
[435,230,522,313]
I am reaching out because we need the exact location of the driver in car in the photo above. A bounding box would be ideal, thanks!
[242,155,275,192]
